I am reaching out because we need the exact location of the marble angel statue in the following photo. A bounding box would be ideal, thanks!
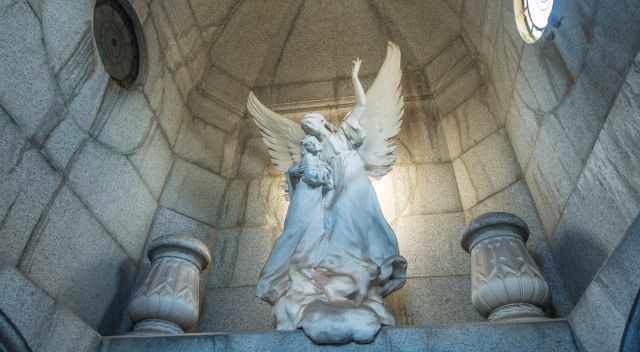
[246,42,407,345]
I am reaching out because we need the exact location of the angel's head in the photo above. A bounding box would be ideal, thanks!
[301,135,322,156]
[301,113,335,139]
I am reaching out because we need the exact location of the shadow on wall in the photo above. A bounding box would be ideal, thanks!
[550,227,609,303]
[570,211,640,352]
[621,288,640,352]
[97,261,137,334]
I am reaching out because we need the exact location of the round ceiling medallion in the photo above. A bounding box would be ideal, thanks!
[94,0,143,87]
[514,0,554,43]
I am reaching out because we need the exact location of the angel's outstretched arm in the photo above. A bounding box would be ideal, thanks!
[352,58,366,108]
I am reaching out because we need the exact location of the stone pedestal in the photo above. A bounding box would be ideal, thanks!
[462,212,550,321]
[128,234,211,334]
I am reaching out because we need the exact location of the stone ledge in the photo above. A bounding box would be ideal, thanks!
[101,319,577,352]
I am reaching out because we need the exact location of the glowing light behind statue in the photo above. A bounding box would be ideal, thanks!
[246,42,407,345]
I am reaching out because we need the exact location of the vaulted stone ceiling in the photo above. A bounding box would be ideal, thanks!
[206,0,463,88]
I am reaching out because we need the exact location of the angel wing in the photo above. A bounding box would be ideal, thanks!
[356,42,404,178]
[246,92,305,173]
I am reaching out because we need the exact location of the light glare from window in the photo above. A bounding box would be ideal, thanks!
[515,0,554,43]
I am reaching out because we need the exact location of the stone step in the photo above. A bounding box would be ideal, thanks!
[100,319,577,352]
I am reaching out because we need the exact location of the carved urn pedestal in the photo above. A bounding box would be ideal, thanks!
[462,212,550,322]
[128,234,211,334]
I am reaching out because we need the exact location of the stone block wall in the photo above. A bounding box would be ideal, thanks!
[0,0,220,336]
[0,266,100,352]
[459,0,640,305]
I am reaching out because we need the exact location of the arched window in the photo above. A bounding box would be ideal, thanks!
[514,0,554,43]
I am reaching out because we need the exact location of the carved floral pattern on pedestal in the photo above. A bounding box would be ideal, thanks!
[462,212,550,321]
[127,234,211,334]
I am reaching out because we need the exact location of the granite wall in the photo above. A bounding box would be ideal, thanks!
[459,0,640,307]
[4,0,637,342]
[0,0,220,337]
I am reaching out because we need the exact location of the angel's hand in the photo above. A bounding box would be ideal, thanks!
[352,58,362,77]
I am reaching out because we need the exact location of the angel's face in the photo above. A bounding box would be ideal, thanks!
[301,113,329,138]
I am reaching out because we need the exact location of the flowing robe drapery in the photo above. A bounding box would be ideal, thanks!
[256,113,407,333]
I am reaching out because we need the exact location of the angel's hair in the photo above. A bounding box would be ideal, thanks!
[301,112,336,135]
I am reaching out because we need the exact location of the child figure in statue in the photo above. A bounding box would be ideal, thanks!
[288,135,334,194]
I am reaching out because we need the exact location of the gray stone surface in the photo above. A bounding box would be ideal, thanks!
[273,0,387,84]
[0,266,56,351]
[433,65,482,116]
[453,130,521,209]
[461,0,486,49]
[206,225,275,288]
[66,60,110,133]
[157,76,189,146]
[129,122,174,200]
[238,137,270,178]
[161,158,227,225]
[525,113,584,236]
[161,0,200,59]
[550,53,640,302]
[188,89,242,132]
[371,1,460,67]
[44,117,86,170]
[189,0,236,29]
[231,226,276,287]
[265,80,335,106]
[103,320,577,352]
[41,305,101,352]
[150,0,184,72]
[97,86,155,154]
[175,117,226,173]
[217,179,247,228]
[398,101,448,163]
[405,164,461,216]
[207,228,241,288]
[570,214,640,352]
[55,28,98,103]
[0,0,64,138]
[385,276,483,326]
[142,14,166,113]
[394,213,468,277]
[428,320,577,352]
[443,92,499,159]
[211,0,296,86]
[41,0,93,73]
[243,177,285,227]
[20,187,135,331]
[175,65,195,99]
[188,45,211,99]
[425,38,470,92]
[516,43,572,115]
[198,285,273,332]
[569,280,626,352]
[506,89,542,169]
[221,128,243,178]
[148,207,214,247]
[69,141,156,259]
[0,143,61,266]
[488,13,523,123]
[130,0,149,23]
[200,66,251,114]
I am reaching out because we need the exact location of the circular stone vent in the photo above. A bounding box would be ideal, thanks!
[94,0,143,87]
